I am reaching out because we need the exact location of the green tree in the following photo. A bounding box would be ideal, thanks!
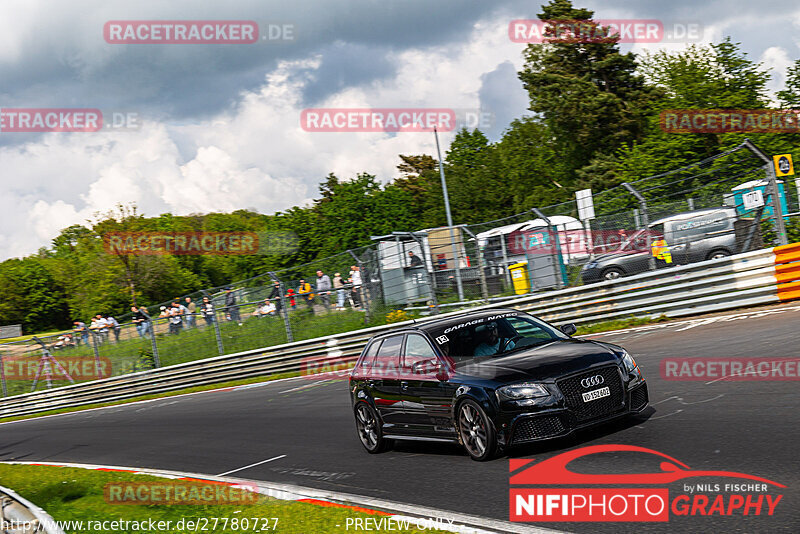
[0,257,69,332]
[518,0,655,180]
[494,118,567,211]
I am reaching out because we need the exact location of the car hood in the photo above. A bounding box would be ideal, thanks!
[452,339,620,382]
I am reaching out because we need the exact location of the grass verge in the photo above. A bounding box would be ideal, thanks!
[575,315,669,336]
[0,464,444,534]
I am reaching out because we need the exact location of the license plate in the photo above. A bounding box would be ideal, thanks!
[582,386,610,403]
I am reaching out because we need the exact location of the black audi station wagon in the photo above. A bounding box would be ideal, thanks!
[349,308,648,461]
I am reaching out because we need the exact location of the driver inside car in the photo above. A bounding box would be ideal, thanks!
[473,322,515,357]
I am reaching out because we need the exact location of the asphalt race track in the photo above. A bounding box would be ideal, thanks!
[2,305,799,533]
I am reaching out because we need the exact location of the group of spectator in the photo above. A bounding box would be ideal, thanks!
[154,296,224,334]
[70,314,122,346]
[129,296,220,338]
[242,266,368,319]
[60,266,368,347]
[287,266,365,315]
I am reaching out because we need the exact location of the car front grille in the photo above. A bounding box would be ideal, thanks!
[557,365,625,423]
[511,415,566,444]
[630,384,649,411]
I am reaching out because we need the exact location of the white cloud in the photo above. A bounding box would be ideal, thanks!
[0,13,527,260]
[760,46,795,105]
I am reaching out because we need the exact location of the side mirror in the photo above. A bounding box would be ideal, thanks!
[560,323,577,336]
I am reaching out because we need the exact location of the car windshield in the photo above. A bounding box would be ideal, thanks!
[427,312,568,362]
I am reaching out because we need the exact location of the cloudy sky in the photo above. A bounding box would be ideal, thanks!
[1,0,799,261]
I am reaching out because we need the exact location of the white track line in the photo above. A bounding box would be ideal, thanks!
[216,454,287,476]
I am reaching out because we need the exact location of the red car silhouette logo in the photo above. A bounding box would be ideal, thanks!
[510,444,785,487]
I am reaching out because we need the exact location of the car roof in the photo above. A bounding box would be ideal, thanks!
[371,308,523,339]
[649,207,735,226]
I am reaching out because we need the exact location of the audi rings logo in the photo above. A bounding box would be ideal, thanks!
[580,375,604,388]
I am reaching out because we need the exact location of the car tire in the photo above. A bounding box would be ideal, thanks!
[601,267,624,281]
[706,249,730,261]
[457,399,497,461]
[354,402,392,454]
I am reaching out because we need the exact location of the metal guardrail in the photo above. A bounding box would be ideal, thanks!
[0,485,65,534]
[0,247,788,420]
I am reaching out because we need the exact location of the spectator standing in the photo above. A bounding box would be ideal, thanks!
[408,251,423,267]
[168,302,183,334]
[201,296,215,326]
[286,287,296,308]
[316,270,332,310]
[73,320,89,345]
[177,300,189,322]
[349,265,362,309]
[91,314,109,344]
[139,306,152,337]
[268,280,283,314]
[297,279,314,313]
[225,287,241,324]
[131,306,147,338]
[184,297,196,328]
[106,315,121,342]
[333,272,346,310]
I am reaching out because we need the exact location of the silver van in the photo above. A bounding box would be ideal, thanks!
[581,207,739,283]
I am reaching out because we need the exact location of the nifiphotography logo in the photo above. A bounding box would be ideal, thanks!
[509,444,784,522]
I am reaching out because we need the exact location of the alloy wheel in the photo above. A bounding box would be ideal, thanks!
[459,403,488,458]
[356,404,378,450]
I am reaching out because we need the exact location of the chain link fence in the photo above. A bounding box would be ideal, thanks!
[1,141,798,396]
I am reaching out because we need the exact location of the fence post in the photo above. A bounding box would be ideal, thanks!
[623,183,655,271]
[394,233,440,315]
[347,250,372,325]
[742,138,788,245]
[533,208,567,289]
[90,330,103,377]
[139,307,161,368]
[268,272,294,343]
[0,352,6,397]
[201,290,225,356]
[461,226,489,302]
[499,232,513,289]
[434,128,465,302]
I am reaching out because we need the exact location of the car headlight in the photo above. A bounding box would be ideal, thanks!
[621,351,643,383]
[583,261,599,270]
[497,382,550,401]
[621,352,637,372]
